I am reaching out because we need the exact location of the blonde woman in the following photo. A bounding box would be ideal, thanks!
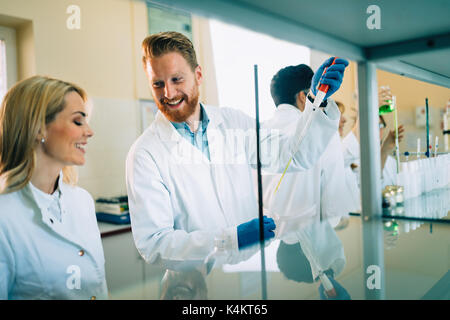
[0,76,108,299]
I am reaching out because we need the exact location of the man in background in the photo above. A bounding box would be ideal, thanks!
[262,63,353,228]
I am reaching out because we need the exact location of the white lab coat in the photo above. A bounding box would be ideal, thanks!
[341,131,362,212]
[0,174,108,300]
[341,131,397,211]
[342,130,361,170]
[293,221,346,281]
[261,103,353,229]
[126,101,340,267]
[382,155,397,188]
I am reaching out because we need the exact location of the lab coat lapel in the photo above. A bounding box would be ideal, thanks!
[25,183,88,251]
[201,106,237,225]
[154,111,210,165]
[155,106,233,225]
[203,105,226,165]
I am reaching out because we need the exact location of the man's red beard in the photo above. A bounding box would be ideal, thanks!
[156,90,199,123]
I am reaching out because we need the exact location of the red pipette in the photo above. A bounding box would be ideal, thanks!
[312,57,338,110]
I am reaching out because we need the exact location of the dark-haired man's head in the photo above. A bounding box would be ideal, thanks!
[270,64,314,112]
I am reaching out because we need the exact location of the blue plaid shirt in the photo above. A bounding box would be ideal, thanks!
[170,104,210,160]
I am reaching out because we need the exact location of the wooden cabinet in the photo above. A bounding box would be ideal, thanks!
[99,223,164,299]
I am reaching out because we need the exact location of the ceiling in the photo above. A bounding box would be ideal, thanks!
[148,0,450,87]
[235,0,450,47]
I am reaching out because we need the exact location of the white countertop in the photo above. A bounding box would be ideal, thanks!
[98,221,131,236]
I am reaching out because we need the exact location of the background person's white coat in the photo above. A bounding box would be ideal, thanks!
[262,102,353,226]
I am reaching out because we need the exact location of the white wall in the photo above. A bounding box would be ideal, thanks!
[208,19,310,122]
[77,97,141,198]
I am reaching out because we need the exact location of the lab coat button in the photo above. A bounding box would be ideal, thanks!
[78,250,85,256]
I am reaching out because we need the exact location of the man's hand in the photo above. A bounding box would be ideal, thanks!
[311,57,349,100]
[237,216,275,250]
[379,86,393,107]
[319,277,351,300]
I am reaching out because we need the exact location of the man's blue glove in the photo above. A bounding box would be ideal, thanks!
[318,277,351,300]
[311,57,349,100]
[237,216,276,249]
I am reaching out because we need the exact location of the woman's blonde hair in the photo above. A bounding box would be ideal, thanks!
[0,75,87,194]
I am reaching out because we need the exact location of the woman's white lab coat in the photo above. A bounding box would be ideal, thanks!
[341,131,397,211]
[341,131,363,212]
[125,101,340,267]
[0,174,108,300]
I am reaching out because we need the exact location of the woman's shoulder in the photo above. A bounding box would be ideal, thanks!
[0,189,30,225]
[60,184,97,223]
[0,189,26,208]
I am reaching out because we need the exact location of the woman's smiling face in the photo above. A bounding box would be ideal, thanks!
[42,91,94,167]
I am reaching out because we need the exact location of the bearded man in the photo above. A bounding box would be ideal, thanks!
[125,31,348,268]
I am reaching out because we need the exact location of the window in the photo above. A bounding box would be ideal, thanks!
[147,2,192,41]
[209,19,310,121]
[0,40,6,104]
[0,25,18,106]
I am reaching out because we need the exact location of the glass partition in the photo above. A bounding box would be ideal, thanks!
[100,216,450,300]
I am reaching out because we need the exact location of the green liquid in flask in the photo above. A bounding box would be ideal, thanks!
[379,100,394,115]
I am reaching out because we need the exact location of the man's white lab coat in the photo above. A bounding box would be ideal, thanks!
[125,100,340,267]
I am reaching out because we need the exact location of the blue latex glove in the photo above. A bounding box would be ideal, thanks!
[311,57,349,100]
[237,216,276,249]
[318,277,351,300]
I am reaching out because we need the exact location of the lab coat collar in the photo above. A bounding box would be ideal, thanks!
[201,104,225,128]
[24,172,88,251]
[154,103,224,143]
[153,104,222,164]
[170,104,210,134]
[277,103,301,113]
[276,103,316,115]
[57,171,71,196]
[29,183,59,215]
[28,171,65,211]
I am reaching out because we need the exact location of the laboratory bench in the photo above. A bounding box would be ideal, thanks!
[349,186,450,224]
[95,173,450,300]
[98,222,165,299]
[98,222,131,238]
[97,214,450,300]
[382,186,450,223]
